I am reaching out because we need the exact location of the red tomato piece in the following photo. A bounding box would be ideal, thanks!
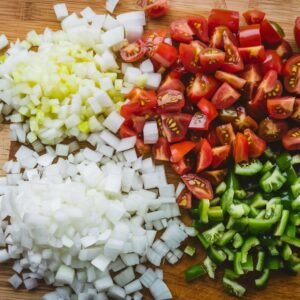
[188,111,210,131]
[207,128,219,147]
[171,157,192,175]
[239,24,262,47]
[132,115,147,134]
[170,141,196,163]
[294,17,300,48]
[152,43,178,68]
[120,40,146,63]
[258,118,288,142]
[142,29,167,57]
[244,128,266,158]
[188,16,209,42]
[158,75,185,94]
[215,70,246,90]
[240,64,262,83]
[181,174,214,200]
[196,139,213,173]
[199,48,226,73]
[170,19,194,43]
[176,188,192,209]
[243,9,265,25]
[157,89,185,113]
[216,123,236,146]
[161,113,192,143]
[152,137,171,161]
[239,46,266,64]
[143,0,170,19]
[233,133,249,163]
[232,106,258,131]
[282,128,300,151]
[209,26,238,49]
[169,58,188,79]
[211,145,231,168]
[202,169,228,186]
[291,99,300,123]
[246,99,268,122]
[119,122,137,138]
[275,40,293,60]
[212,82,241,109]
[260,19,284,46]
[135,138,151,156]
[261,50,282,75]
[283,55,300,94]
[208,9,239,34]
[266,96,295,120]
[197,97,218,122]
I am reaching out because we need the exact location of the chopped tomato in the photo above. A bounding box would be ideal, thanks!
[199,48,226,73]
[282,128,300,150]
[188,16,209,43]
[240,64,262,83]
[135,138,151,156]
[188,111,210,131]
[197,97,218,122]
[243,9,265,25]
[152,43,178,68]
[222,31,244,73]
[152,136,171,161]
[207,128,219,147]
[260,19,284,46]
[143,0,170,19]
[170,19,194,43]
[239,24,262,47]
[158,74,185,94]
[266,80,283,100]
[202,169,228,186]
[181,174,214,200]
[246,99,268,122]
[232,106,258,131]
[196,139,213,173]
[120,40,146,63]
[216,123,236,145]
[208,9,239,34]
[157,89,185,113]
[267,96,295,119]
[132,115,147,133]
[261,50,282,75]
[215,70,246,89]
[233,133,249,163]
[170,141,196,163]
[244,128,266,158]
[209,26,238,48]
[283,55,300,94]
[142,29,167,57]
[187,73,219,103]
[291,99,300,122]
[211,145,231,168]
[161,113,192,143]
[176,188,192,209]
[219,107,238,123]
[258,118,288,142]
[294,17,300,49]
[239,46,266,64]
[169,58,188,79]
[119,122,137,138]
[212,82,241,109]
[171,157,191,175]
[275,40,293,60]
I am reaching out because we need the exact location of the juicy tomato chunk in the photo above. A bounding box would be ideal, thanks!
[222,31,244,73]
[176,188,192,209]
[188,16,209,43]
[211,145,231,168]
[283,55,300,94]
[188,111,210,131]
[157,89,185,113]
[132,115,147,134]
[199,48,226,73]
[152,137,171,161]
[120,40,146,63]
[152,43,178,68]
[240,63,262,83]
[291,99,300,122]
[267,96,295,119]
[244,128,266,158]
[170,141,196,163]
[243,9,265,25]
[196,138,213,173]
[246,99,267,121]
[143,0,170,19]
[209,26,238,48]
[187,73,219,103]
[282,128,300,150]
[142,29,167,57]
[260,19,284,46]
[208,9,239,34]
[135,138,151,156]
[181,174,214,200]
[219,107,238,123]
[275,40,293,60]
[119,122,137,138]
[216,123,236,145]
[294,17,300,48]
[158,75,185,94]
[169,58,188,79]
[261,50,282,75]
[258,118,288,142]
[232,106,258,131]
[239,46,266,64]
[215,70,246,89]
[202,169,228,186]
[212,82,241,109]
[207,128,219,147]
[233,133,249,163]
[170,19,194,43]
[239,24,262,47]
[161,113,192,143]
[171,157,192,175]
[197,97,218,122]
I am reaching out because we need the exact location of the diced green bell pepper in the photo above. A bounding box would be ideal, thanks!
[241,236,260,263]
[221,188,234,212]
[203,256,216,279]
[274,209,290,236]
[224,268,240,280]
[225,170,240,190]
[233,233,244,249]
[282,243,292,261]
[235,159,263,176]
[202,223,225,246]
[261,161,274,174]
[223,277,246,298]
[199,199,210,224]
[259,168,286,193]
[216,182,227,195]
[185,264,206,281]
[216,229,236,247]
[256,251,265,272]
[234,251,244,275]
[276,152,292,171]
[255,269,270,289]
[208,206,224,222]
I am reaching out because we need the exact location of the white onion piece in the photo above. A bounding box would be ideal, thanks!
[53,4,69,21]
[143,121,159,144]
[106,0,120,14]
[80,7,96,23]
[0,34,8,50]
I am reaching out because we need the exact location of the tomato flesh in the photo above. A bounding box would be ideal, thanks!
[188,111,210,131]
[233,133,249,163]
[211,145,231,168]
[283,55,300,94]
[199,48,226,73]
[244,128,266,158]
[170,141,196,163]
[176,188,192,209]
[120,40,146,63]
[188,16,209,43]
[215,70,246,90]
[197,97,218,122]
[243,9,265,25]
[144,0,170,19]
[291,99,300,122]
[171,158,192,175]
[262,50,282,75]
[282,128,300,150]
[202,169,228,186]
[232,106,258,131]
[258,118,288,142]
[135,138,151,156]
[157,89,185,113]
[170,19,194,43]
[142,29,167,57]
[216,123,236,145]
[208,9,239,34]
[152,43,178,68]
[179,42,203,74]
[275,40,293,60]
[158,75,185,94]
[196,138,213,173]
[239,46,266,64]
[239,24,262,47]
[212,82,241,109]
[260,19,283,45]
[152,137,171,161]
[267,96,295,119]
[294,17,300,48]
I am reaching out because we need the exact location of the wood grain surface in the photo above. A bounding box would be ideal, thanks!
[0,0,299,299]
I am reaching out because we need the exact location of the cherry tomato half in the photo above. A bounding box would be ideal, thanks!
[233,133,249,163]
[258,118,288,142]
[212,82,241,109]
[291,99,300,122]
[199,48,226,73]
[244,128,266,158]
[243,9,265,25]
[261,49,282,75]
[208,9,239,34]
[282,128,300,150]
[120,40,147,63]
[144,0,170,19]
[283,54,300,94]
[266,96,295,120]
[196,138,213,173]
[188,16,209,43]
[170,19,194,43]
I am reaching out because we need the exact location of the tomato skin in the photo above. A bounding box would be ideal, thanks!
[171,158,192,175]
[181,174,214,200]
[260,19,283,46]
[170,141,196,163]
[233,133,249,163]
[119,122,137,138]
[142,29,167,57]
[152,137,171,161]
[239,24,262,47]
[199,48,226,73]
[120,40,146,63]
[239,46,266,64]
[294,17,300,48]
[232,106,258,131]
[188,16,209,43]
[215,71,246,90]
[291,99,300,122]
[244,128,266,158]
[196,138,213,173]
[283,55,300,94]
[212,82,241,109]
[158,75,185,94]
[197,97,218,122]
[246,100,267,122]
[282,128,300,150]
[275,40,293,60]
[144,0,170,19]
[152,43,178,68]
[169,58,188,79]
[243,9,265,25]
[216,123,236,145]
[208,9,239,34]
[170,19,194,43]
[157,89,185,113]
[135,138,151,156]
[258,118,288,142]
[211,145,231,168]
[207,128,219,147]
[261,50,282,75]
[267,96,295,120]
[209,26,238,48]
[202,169,228,186]
[176,188,192,209]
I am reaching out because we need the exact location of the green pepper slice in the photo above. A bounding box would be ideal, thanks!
[256,251,265,272]
[234,159,263,176]
[241,236,260,263]
[259,168,286,193]
[225,170,240,190]
[203,256,216,279]
[276,152,292,171]
[185,264,206,281]
[234,252,244,275]
[233,233,244,249]
[223,277,246,298]
[274,209,290,236]
[199,199,210,224]
[255,269,270,289]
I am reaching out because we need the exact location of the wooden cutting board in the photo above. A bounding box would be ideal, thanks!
[0,0,299,299]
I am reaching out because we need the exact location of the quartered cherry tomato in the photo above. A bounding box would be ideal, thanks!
[202,169,228,186]
[119,121,137,138]
[282,128,300,150]
[196,138,213,173]
[215,70,246,89]
[243,9,265,25]
[158,74,185,93]
[233,133,249,163]
[135,138,151,156]
[197,97,218,122]
[208,9,239,34]
[239,46,266,64]
[199,48,226,73]
[143,0,170,19]
[261,50,282,75]
[209,26,238,49]
[244,128,266,158]
[152,43,178,68]
[232,106,258,131]
[188,111,210,131]
[283,55,300,94]
[170,19,194,43]
[294,17,300,48]
[291,99,300,122]
[239,24,262,47]
[216,123,236,145]
[240,63,262,83]
[132,115,147,134]
[267,96,295,119]
[157,89,185,113]
[181,174,214,200]
[188,16,209,43]
[275,40,293,60]
[169,58,188,79]
[120,40,147,63]
[211,145,231,168]
[171,157,192,175]
[170,141,196,163]
[212,82,241,109]
[258,118,288,142]
[176,187,192,209]
[152,136,171,161]
[142,29,167,57]
[260,19,284,45]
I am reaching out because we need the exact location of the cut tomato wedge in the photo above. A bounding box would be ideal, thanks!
[291,99,300,123]
[120,40,147,63]
[239,24,262,47]
[157,89,185,113]
[212,82,241,109]
[142,29,167,57]
[282,128,300,151]
[171,157,192,175]
[202,169,228,186]
[215,71,246,90]
[152,43,178,68]
[232,106,258,131]
[170,141,196,163]
[176,188,192,209]
[211,145,231,168]
[283,55,300,94]
[258,118,288,142]
[152,137,171,161]
[240,64,262,83]
[209,26,238,49]
[233,133,249,163]
[261,49,282,75]
[188,111,210,131]
[267,96,295,119]
[260,19,284,46]
[208,9,239,34]
[158,75,185,94]
[119,122,137,138]
[199,47,226,73]
[188,16,209,42]
[244,128,266,158]
[196,138,213,173]
[135,138,151,156]
[216,123,236,145]
[197,97,218,122]
[238,46,266,63]
[170,19,194,43]
[243,9,265,25]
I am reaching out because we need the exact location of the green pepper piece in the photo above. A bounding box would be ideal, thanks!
[276,152,292,171]
[184,245,196,257]
[264,147,276,160]
[228,203,246,219]
[233,233,244,249]
[223,277,246,298]
[250,193,267,208]
[259,168,286,193]
[242,255,254,272]
[268,244,279,256]
[234,252,244,275]
[291,178,300,198]
[221,188,234,212]
[234,189,247,199]
[270,20,285,37]
[203,256,216,279]
[290,212,300,226]
[219,107,238,122]
[235,159,263,176]
[285,166,298,185]
[189,208,199,219]
[280,190,294,210]
[255,269,270,289]
[281,236,300,248]
[216,182,227,195]
[216,229,236,247]
[210,197,221,206]
[285,224,296,238]
[282,243,292,261]
[199,199,210,224]
[208,206,224,222]
[202,223,225,246]
[261,161,274,174]
[197,233,210,249]
[184,264,206,281]
[256,251,265,272]
[266,256,283,270]
[292,195,300,211]
[274,209,290,236]
[249,206,259,218]
[224,268,240,280]
[209,246,227,265]
[292,154,300,165]
[287,254,300,272]
[225,170,240,190]
[241,236,260,263]
[230,217,249,231]
[223,247,234,261]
